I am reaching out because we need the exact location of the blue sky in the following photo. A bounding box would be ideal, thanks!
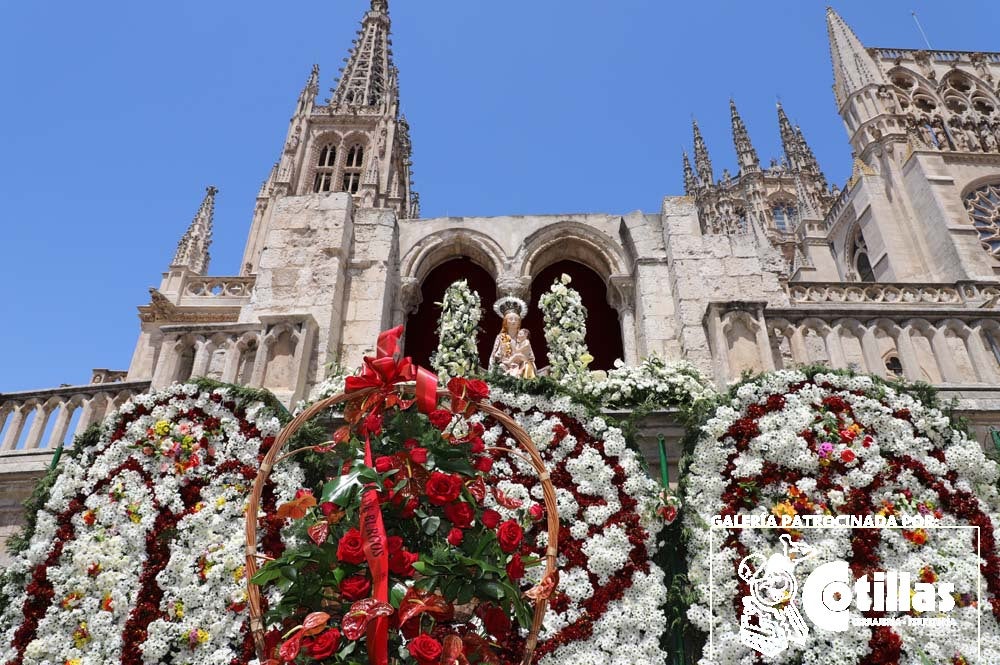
[1,0,998,392]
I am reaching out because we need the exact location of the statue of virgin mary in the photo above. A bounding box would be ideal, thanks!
[489,296,536,379]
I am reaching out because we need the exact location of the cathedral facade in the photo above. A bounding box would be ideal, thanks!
[4,3,1000,532]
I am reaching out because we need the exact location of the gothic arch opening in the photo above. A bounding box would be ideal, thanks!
[404,258,497,371]
[524,259,624,372]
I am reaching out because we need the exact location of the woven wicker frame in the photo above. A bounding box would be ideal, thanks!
[244,385,560,665]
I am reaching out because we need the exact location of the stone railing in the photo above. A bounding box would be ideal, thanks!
[786,281,1000,308]
[873,48,1000,64]
[0,381,150,457]
[182,276,256,298]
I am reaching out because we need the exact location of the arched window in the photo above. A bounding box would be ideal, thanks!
[313,144,337,193]
[849,229,876,282]
[965,183,1000,258]
[342,144,365,194]
[772,203,797,233]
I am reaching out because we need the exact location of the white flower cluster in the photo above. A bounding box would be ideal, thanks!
[580,354,716,410]
[539,274,593,388]
[430,279,483,382]
[0,383,302,665]
[684,370,1000,664]
[484,386,669,664]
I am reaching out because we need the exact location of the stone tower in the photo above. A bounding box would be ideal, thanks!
[241,0,417,276]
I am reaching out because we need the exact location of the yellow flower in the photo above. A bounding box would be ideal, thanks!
[174,601,185,619]
[233,565,245,582]
[772,501,797,520]
[154,420,171,436]
[196,628,211,644]
[65,660,82,665]
[215,497,227,509]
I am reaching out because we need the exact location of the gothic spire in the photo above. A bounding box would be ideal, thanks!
[172,186,217,275]
[682,150,695,194]
[692,119,714,185]
[729,99,760,174]
[826,7,884,108]
[332,0,397,111]
[776,102,798,165]
[297,64,319,114]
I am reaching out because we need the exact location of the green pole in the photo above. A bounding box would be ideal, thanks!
[48,444,64,471]
[658,435,670,487]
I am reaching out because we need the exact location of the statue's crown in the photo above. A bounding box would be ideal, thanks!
[494,295,527,318]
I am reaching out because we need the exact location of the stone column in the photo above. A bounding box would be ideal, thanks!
[930,326,962,383]
[609,275,638,365]
[966,327,1000,383]
[789,327,810,364]
[48,402,76,449]
[705,305,731,384]
[824,327,848,369]
[150,337,181,389]
[22,405,50,450]
[894,326,922,382]
[190,338,213,379]
[860,327,886,377]
[754,309,776,371]
[1,407,26,451]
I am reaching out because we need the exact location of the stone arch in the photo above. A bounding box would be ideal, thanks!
[721,311,764,375]
[172,334,200,384]
[262,324,301,393]
[976,319,1000,378]
[204,334,231,380]
[303,130,344,194]
[400,229,505,286]
[799,318,835,366]
[834,318,870,373]
[939,318,984,383]
[902,319,943,383]
[519,221,627,283]
[234,332,261,386]
[868,318,906,378]
[403,257,498,371]
[767,318,798,369]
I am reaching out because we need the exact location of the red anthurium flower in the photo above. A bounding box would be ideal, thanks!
[397,587,455,627]
[440,634,470,665]
[301,611,331,637]
[307,522,329,546]
[466,477,486,503]
[492,487,521,509]
[278,632,304,662]
[342,598,395,641]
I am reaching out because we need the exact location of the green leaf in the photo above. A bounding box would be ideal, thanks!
[421,516,441,535]
[321,471,363,504]
[249,566,282,586]
[476,580,504,600]
[279,565,298,581]
[457,582,475,605]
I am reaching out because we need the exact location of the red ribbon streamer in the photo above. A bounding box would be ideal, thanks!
[346,326,438,665]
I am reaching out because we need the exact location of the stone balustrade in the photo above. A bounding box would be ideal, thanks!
[873,48,1000,64]
[176,275,256,309]
[0,381,151,457]
[785,281,1000,308]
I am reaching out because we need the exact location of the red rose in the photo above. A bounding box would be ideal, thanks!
[469,438,485,454]
[425,471,463,506]
[364,411,383,435]
[444,502,475,529]
[447,527,464,546]
[497,520,523,553]
[529,504,544,520]
[389,548,419,576]
[474,457,494,473]
[404,438,419,450]
[409,447,428,464]
[400,498,419,518]
[428,409,453,430]
[841,449,857,463]
[306,628,341,659]
[480,605,511,638]
[387,535,403,554]
[481,509,501,529]
[339,575,371,601]
[506,554,525,580]
[374,456,394,473]
[466,379,490,401]
[407,634,443,665]
[337,528,366,565]
[319,501,337,517]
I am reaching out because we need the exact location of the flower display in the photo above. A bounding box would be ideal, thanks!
[683,370,1000,663]
[430,279,483,383]
[539,274,592,388]
[250,373,539,665]
[0,383,302,665]
[481,386,670,664]
[580,354,716,411]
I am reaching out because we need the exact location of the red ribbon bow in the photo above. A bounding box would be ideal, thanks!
[343,326,439,665]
